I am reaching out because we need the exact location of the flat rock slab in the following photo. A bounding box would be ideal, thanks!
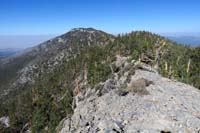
[60,70,200,133]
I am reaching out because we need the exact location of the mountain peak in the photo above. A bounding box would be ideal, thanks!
[70,27,98,32]
[68,27,111,37]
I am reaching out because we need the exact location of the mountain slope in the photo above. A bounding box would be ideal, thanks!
[0,28,199,132]
[0,28,115,132]
[0,28,114,100]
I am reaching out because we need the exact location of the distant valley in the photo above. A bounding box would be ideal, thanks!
[0,48,21,58]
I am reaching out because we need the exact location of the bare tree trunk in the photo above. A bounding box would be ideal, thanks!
[187,59,191,73]
[110,64,114,74]
[176,56,180,65]
[165,62,168,72]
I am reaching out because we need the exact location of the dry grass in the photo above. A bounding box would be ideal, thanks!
[127,78,153,95]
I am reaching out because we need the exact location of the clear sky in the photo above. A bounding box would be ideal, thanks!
[0,0,200,35]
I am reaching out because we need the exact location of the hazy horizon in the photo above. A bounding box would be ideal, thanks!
[0,35,55,49]
[0,31,200,49]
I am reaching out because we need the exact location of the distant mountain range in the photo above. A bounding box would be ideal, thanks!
[166,36,200,47]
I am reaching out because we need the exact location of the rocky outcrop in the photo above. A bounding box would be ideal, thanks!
[59,69,200,133]
[0,116,9,128]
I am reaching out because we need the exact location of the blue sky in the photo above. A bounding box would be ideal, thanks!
[0,0,200,35]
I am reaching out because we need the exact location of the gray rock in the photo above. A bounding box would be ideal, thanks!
[0,116,9,128]
[59,70,200,133]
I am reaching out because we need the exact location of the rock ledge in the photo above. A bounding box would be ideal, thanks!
[59,70,200,133]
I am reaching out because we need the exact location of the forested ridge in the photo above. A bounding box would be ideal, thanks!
[0,29,199,132]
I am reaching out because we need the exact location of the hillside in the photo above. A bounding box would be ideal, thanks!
[0,28,200,132]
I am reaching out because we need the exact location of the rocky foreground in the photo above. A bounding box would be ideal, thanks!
[59,68,200,133]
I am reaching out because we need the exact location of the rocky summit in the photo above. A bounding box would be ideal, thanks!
[0,28,200,133]
[59,64,200,133]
